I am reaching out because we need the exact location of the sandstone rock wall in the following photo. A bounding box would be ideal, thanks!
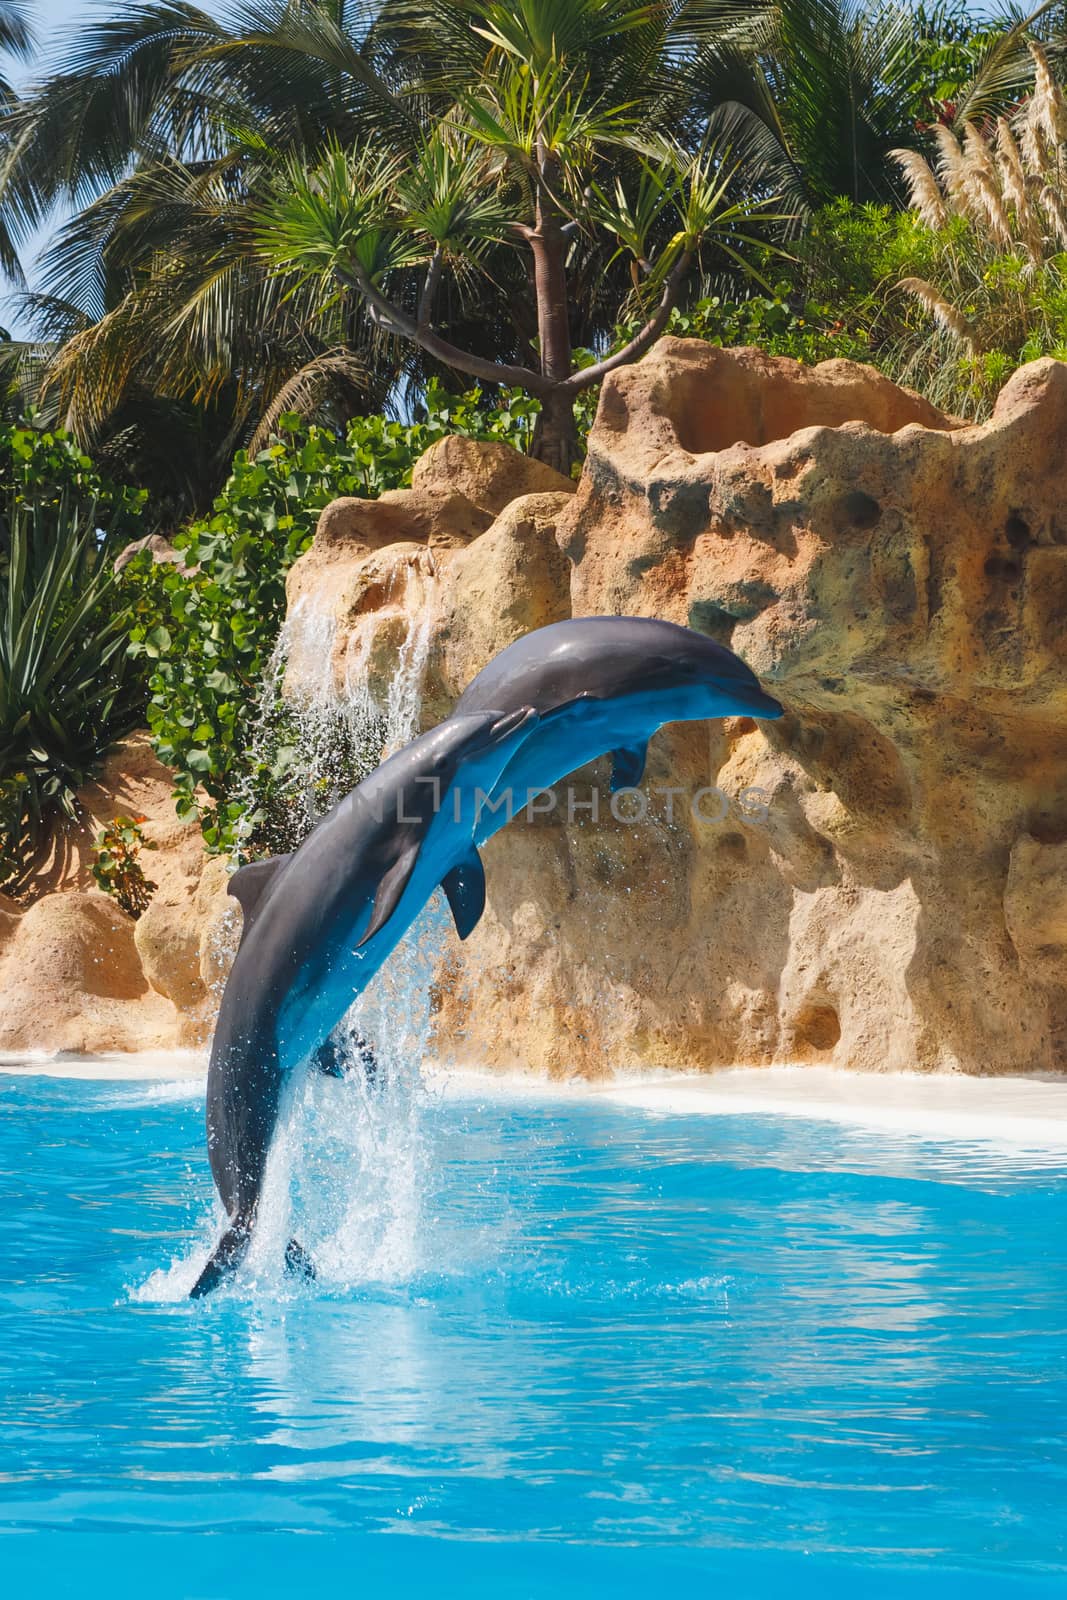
[289,341,1067,1077]
[0,736,234,1054]
[11,339,1067,1076]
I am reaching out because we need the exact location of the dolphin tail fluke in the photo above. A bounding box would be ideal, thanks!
[311,1030,378,1082]
[284,1237,317,1281]
[310,1034,347,1079]
[189,1220,251,1299]
[189,1227,316,1298]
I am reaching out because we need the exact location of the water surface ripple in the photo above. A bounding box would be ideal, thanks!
[1,1071,1064,1596]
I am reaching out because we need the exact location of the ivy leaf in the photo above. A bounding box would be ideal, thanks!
[143,625,172,659]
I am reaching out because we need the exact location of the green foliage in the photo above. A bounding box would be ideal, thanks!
[0,423,145,536]
[126,382,537,856]
[656,286,872,367]
[91,814,158,919]
[770,200,951,374]
[648,197,1056,417]
[0,495,146,893]
[882,85,1067,418]
[605,203,926,374]
[4,0,1060,507]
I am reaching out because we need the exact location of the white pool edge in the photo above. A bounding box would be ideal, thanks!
[0,1049,207,1080]
[5,1052,1067,1148]
[433,1063,1067,1150]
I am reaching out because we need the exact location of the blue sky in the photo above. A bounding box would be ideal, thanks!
[0,0,1030,337]
[4,0,108,336]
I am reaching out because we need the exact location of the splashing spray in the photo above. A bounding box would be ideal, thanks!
[225,556,444,1294]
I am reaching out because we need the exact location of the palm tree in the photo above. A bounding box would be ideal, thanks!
[0,0,33,277]
[680,1,1067,210]
[0,0,1056,489]
[0,2,403,512]
[258,19,793,470]
[0,2,790,478]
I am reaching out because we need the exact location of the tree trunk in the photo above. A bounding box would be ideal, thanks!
[528,146,576,473]
[531,386,577,476]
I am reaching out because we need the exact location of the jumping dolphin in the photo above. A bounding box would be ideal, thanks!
[190,704,538,1298]
[453,616,783,843]
[191,617,781,1298]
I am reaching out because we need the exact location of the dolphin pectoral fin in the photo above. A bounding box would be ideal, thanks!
[357,843,420,949]
[284,1237,317,1281]
[189,1220,252,1299]
[441,851,486,940]
[310,1030,377,1081]
[611,743,648,792]
[310,1035,347,1079]
[228,855,292,944]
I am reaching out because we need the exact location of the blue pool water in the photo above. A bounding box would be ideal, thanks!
[1,1069,1065,1597]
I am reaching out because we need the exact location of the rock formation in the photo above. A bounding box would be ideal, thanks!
[11,338,1067,1076]
[290,340,1067,1077]
[0,735,234,1054]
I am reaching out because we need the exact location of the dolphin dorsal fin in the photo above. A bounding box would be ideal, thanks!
[611,742,648,793]
[228,855,291,944]
[357,842,421,949]
[441,849,486,941]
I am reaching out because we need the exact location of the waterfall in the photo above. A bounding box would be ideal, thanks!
[233,552,437,861]
[335,552,437,762]
[383,572,436,755]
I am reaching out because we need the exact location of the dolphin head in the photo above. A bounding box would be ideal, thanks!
[617,617,783,720]
[456,616,783,726]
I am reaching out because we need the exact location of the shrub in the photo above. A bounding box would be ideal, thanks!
[0,423,144,538]
[125,380,537,856]
[0,496,146,892]
[658,285,875,366]
[91,815,158,918]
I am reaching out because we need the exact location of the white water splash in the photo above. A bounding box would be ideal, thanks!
[265,901,447,1291]
[138,558,446,1303]
[232,555,438,861]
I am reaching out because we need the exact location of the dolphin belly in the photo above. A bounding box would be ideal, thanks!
[472,699,668,843]
[473,684,780,846]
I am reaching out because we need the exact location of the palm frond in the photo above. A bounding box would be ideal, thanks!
[247,347,372,452]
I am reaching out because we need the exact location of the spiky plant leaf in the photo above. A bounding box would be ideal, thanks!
[0,496,145,890]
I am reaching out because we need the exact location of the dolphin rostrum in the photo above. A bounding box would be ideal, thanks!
[190,704,538,1297]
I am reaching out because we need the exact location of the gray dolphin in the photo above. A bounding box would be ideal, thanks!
[314,617,782,1055]
[191,616,781,1298]
[190,704,538,1298]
